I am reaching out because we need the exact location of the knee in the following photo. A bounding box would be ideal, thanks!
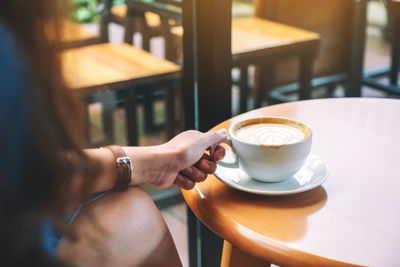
[88,186,168,241]
[58,186,175,266]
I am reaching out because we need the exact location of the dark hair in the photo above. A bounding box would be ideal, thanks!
[0,0,100,265]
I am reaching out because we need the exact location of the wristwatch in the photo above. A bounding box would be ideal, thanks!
[103,145,132,191]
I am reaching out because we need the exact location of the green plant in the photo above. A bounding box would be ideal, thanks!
[113,0,125,6]
[71,0,126,23]
[72,0,100,23]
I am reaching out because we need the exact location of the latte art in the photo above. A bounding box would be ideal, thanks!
[235,123,306,145]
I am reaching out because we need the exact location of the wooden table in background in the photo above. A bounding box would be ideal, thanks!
[253,0,368,98]
[182,98,400,266]
[62,43,180,145]
[62,43,180,96]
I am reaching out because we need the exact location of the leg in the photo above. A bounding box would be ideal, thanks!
[165,81,177,141]
[262,63,275,105]
[99,92,115,144]
[326,84,337,97]
[187,206,199,267]
[220,241,270,267]
[187,207,223,267]
[253,65,262,109]
[143,91,155,135]
[239,66,248,113]
[390,17,400,86]
[83,96,92,144]
[57,187,182,267]
[254,63,275,108]
[125,89,139,146]
[161,18,176,62]
[124,16,136,44]
[141,15,151,52]
[347,0,367,97]
[126,8,150,51]
[299,54,313,100]
[99,0,111,43]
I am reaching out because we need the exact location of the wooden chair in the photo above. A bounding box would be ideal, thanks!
[59,1,182,142]
[363,0,400,95]
[109,3,162,45]
[59,20,102,49]
[61,1,170,51]
[233,17,319,109]
[170,16,320,111]
[390,0,400,87]
[62,43,180,145]
[254,0,378,98]
[102,2,178,59]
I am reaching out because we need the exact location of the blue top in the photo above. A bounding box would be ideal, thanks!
[0,25,28,186]
[0,24,58,256]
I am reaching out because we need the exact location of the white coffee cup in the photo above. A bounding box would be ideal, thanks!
[218,117,312,183]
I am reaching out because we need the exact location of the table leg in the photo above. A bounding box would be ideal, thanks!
[162,18,178,62]
[123,16,136,44]
[187,206,224,267]
[187,207,199,267]
[348,0,367,97]
[98,92,116,144]
[263,63,275,104]
[165,81,176,140]
[239,66,248,113]
[99,0,111,42]
[220,240,271,267]
[143,91,155,134]
[390,17,400,86]
[299,54,313,100]
[83,96,93,143]
[125,89,139,146]
[254,63,274,108]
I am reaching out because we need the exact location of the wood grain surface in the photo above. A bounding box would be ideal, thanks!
[171,17,319,56]
[390,0,400,19]
[255,0,354,85]
[182,98,400,266]
[62,43,180,94]
[61,20,99,43]
[111,4,162,27]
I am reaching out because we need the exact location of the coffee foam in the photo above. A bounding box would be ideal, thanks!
[235,123,306,146]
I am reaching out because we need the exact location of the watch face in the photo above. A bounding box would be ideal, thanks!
[117,157,130,164]
[115,156,133,188]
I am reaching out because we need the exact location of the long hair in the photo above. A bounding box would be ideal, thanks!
[0,0,100,265]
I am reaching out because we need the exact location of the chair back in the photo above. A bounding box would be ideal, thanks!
[127,0,182,22]
[255,0,354,86]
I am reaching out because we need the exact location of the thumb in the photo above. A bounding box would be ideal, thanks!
[202,129,228,149]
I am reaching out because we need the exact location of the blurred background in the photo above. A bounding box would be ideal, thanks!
[62,0,399,266]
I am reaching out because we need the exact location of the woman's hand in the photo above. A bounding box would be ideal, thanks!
[123,129,227,190]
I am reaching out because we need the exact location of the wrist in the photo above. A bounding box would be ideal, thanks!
[122,145,179,186]
[102,145,132,191]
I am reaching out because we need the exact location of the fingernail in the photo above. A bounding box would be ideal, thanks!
[216,129,228,136]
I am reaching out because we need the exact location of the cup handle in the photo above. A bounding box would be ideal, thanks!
[217,136,239,168]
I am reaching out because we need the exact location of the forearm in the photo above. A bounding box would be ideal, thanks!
[81,129,227,194]
[84,145,177,194]
[84,148,117,193]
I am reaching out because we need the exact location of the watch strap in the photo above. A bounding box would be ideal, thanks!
[103,145,132,191]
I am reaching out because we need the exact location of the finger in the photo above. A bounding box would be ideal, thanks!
[196,158,217,174]
[182,166,208,183]
[201,129,228,150]
[210,145,226,161]
[174,173,196,190]
[200,153,212,161]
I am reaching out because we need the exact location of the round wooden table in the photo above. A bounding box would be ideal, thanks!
[182,98,400,267]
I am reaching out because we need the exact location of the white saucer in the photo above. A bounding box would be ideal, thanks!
[214,153,328,195]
